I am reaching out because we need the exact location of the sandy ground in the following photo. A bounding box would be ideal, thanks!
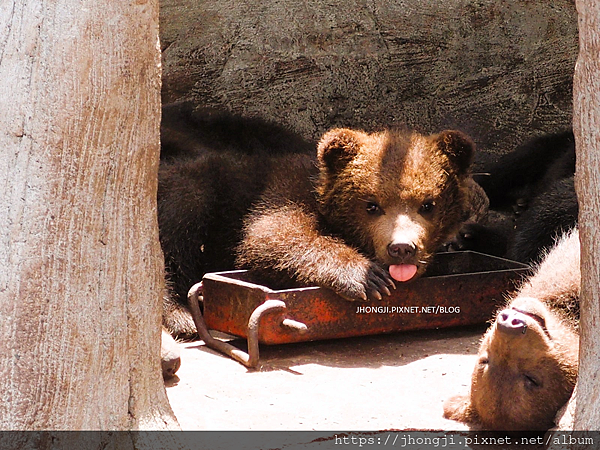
[165,325,486,431]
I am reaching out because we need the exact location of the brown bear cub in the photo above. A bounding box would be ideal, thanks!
[444,228,580,431]
[159,105,476,337]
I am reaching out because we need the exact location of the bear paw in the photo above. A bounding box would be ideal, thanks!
[335,261,396,302]
[161,329,182,379]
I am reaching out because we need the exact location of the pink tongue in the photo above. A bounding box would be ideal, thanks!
[389,264,418,282]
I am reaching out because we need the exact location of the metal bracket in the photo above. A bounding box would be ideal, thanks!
[187,282,307,368]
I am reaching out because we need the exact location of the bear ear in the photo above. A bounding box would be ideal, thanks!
[435,130,475,175]
[317,128,365,173]
[443,394,479,424]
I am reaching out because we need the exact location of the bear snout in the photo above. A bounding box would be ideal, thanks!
[496,309,528,335]
[387,242,417,260]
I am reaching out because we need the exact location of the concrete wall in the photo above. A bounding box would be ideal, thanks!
[160,0,578,166]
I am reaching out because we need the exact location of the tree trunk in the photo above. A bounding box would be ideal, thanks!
[573,0,600,431]
[0,0,178,435]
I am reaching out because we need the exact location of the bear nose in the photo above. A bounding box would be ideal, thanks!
[387,242,416,259]
[497,310,528,335]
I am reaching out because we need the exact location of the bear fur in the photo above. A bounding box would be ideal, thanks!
[442,183,511,258]
[161,328,181,379]
[444,228,580,431]
[159,104,315,337]
[478,130,575,210]
[160,101,314,161]
[444,130,577,263]
[508,176,577,263]
[158,105,477,337]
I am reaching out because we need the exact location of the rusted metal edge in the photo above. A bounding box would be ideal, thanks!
[187,281,307,368]
[203,270,320,294]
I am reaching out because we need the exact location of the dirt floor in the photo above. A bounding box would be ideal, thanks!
[165,324,486,431]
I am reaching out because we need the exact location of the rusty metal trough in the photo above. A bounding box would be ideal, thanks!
[187,251,529,368]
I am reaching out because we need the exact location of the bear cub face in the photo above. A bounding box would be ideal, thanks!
[160,107,479,335]
[444,228,580,431]
[316,128,474,283]
[444,296,579,431]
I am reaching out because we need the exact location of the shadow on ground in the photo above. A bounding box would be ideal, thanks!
[166,325,486,430]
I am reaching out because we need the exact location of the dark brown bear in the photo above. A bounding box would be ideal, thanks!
[237,128,475,293]
[444,130,577,263]
[444,228,580,431]
[158,106,476,337]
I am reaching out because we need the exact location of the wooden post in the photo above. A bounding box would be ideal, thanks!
[0,0,179,437]
[573,0,600,432]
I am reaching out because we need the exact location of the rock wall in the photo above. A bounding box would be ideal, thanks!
[160,0,577,165]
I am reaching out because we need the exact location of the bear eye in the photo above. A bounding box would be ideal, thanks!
[460,230,474,240]
[479,357,489,366]
[419,200,436,216]
[524,374,541,389]
[365,201,381,215]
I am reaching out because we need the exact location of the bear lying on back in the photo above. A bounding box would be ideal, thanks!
[159,105,476,337]
[444,228,580,431]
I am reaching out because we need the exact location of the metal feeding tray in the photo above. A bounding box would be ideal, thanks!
[187,251,529,367]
